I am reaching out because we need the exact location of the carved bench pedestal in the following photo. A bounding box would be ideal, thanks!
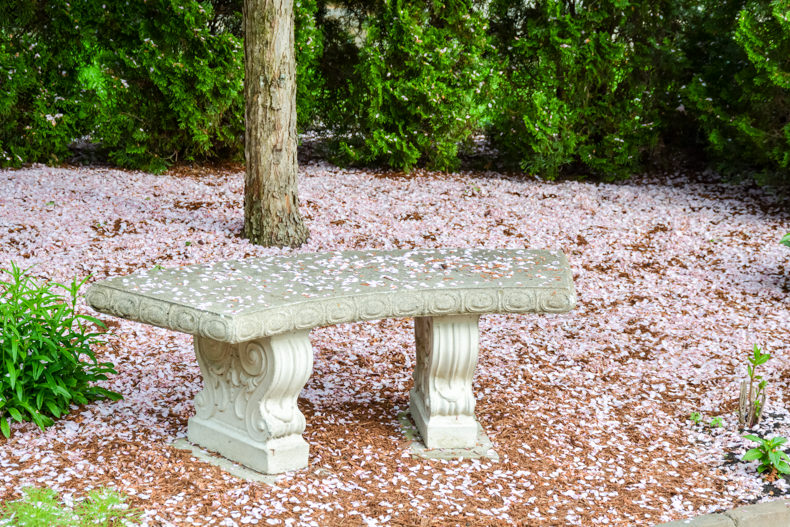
[410,315,480,449]
[187,332,313,474]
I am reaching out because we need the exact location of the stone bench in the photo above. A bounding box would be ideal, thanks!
[86,248,576,474]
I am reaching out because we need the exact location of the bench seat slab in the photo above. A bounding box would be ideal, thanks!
[410,315,480,449]
[188,332,313,474]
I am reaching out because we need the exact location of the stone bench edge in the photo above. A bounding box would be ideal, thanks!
[85,282,577,344]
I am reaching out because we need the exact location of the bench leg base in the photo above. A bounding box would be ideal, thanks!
[410,315,480,449]
[188,416,308,474]
[189,332,313,474]
[409,389,478,449]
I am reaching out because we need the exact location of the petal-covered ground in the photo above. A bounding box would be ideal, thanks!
[0,162,789,526]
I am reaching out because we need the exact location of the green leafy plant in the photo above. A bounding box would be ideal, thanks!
[333,0,494,171]
[782,233,790,248]
[0,486,143,526]
[710,416,724,428]
[739,345,770,428]
[689,411,703,424]
[0,263,121,438]
[681,0,790,186]
[487,0,681,180]
[742,434,790,476]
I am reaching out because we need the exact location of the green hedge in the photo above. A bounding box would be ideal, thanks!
[328,0,492,171]
[486,0,684,180]
[681,0,790,186]
[1,0,789,182]
[0,0,321,173]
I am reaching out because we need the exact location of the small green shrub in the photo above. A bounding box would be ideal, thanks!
[0,263,121,438]
[742,434,790,476]
[0,486,142,526]
[781,233,790,248]
[738,344,770,428]
[687,411,725,430]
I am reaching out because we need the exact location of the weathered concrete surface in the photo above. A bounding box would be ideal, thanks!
[726,499,790,527]
[398,412,499,461]
[657,513,735,527]
[655,499,790,527]
[410,315,480,449]
[170,438,279,484]
[188,332,313,474]
[86,248,576,343]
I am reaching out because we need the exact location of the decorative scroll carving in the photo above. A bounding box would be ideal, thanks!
[192,332,312,444]
[85,249,577,344]
[246,333,312,441]
[410,315,480,448]
[412,316,479,418]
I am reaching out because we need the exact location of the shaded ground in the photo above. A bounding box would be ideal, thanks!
[0,162,789,526]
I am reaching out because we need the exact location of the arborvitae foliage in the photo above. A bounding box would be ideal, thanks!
[79,1,244,172]
[0,0,322,172]
[331,0,493,171]
[487,0,681,180]
[294,0,325,131]
[681,0,790,186]
[1,0,789,183]
[0,1,88,167]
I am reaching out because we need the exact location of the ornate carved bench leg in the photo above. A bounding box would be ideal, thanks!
[187,331,313,474]
[410,315,480,449]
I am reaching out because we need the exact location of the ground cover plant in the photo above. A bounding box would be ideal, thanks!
[0,264,121,438]
[0,486,142,526]
[0,159,788,525]
[742,434,790,477]
[738,344,771,427]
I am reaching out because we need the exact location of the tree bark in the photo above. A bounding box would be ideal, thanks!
[243,0,309,247]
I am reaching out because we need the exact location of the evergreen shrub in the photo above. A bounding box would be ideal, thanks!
[682,0,790,185]
[0,2,88,167]
[295,0,326,130]
[2,0,790,183]
[75,0,245,172]
[487,0,680,180]
[0,0,327,171]
[330,0,493,171]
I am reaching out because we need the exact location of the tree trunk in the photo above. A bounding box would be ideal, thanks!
[243,0,309,247]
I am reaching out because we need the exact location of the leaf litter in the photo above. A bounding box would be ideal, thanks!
[0,162,789,526]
